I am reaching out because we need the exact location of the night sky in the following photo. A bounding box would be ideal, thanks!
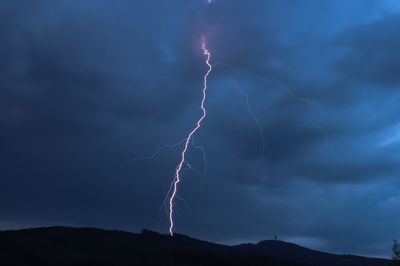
[1,0,400,258]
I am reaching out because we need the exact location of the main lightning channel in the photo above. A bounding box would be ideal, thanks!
[168,35,212,236]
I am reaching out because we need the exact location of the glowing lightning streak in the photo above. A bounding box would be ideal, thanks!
[168,35,212,236]
[130,139,186,162]
[231,78,266,174]
[275,81,328,142]
[214,61,328,144]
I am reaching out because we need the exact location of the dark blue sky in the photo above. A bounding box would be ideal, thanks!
[1,0,400,257]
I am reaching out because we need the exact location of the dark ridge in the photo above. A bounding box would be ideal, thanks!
[233,240,389,266]
[0,226,390,266]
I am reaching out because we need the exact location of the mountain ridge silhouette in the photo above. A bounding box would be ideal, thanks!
[0,226,390,266]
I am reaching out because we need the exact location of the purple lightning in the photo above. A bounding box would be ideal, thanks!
[168,35,212,236]
[231,78,266,174]
[214,61,328,143]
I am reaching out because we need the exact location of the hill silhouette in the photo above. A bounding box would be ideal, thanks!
[0,227,390,266]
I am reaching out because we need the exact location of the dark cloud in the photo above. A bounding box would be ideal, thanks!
[0,0,400,258]
[335,14,400,87]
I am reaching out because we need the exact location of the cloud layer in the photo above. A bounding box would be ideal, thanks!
[0,0,399,257]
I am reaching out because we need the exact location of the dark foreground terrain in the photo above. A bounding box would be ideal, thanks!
[0,227,391,266]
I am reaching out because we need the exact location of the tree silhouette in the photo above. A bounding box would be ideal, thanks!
[393,239,400,265]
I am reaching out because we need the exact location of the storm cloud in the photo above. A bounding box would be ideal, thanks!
[1,0,400,258]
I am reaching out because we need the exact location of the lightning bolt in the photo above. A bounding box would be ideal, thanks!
[214,61,328,145]
[231,78,266,174]
[275,81,328,142]
[130,139,186,162]
[168,35,212,236]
